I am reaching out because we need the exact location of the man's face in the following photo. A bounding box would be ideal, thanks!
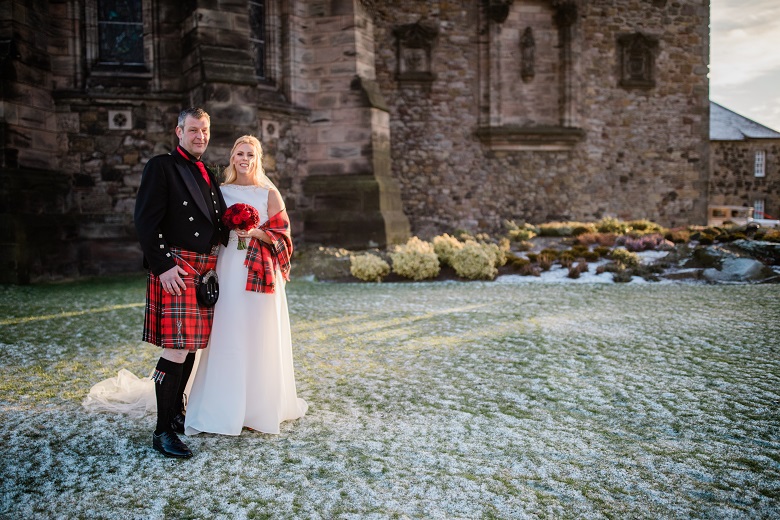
[176,116,210,158]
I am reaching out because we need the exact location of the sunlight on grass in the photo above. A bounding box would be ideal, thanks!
[0,303,144,326]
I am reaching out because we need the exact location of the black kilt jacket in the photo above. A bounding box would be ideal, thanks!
[134,150,229,276]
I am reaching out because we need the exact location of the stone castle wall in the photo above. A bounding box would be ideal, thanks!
[1,0,710,282]
[373,0,710,236]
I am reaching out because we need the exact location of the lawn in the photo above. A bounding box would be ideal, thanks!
[0,276,779,519]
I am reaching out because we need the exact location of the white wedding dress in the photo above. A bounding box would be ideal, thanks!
[184,184,308,435]
[83,184,307,435]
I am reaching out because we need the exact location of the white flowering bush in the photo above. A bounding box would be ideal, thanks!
[451,241,498,280]
[390,237,440,280]
[432,234,463,267]
[483,241,508,267]
[350,253,391,282]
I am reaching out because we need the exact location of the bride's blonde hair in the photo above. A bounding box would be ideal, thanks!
[222,135,275,189]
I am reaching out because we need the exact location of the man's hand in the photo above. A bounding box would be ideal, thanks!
[159,265,188,295]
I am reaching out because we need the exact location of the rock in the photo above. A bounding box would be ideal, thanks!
[661,268,703,281]
[291,245,353,281]
[702,257,775,283]
[728,240,780,265]
[684,246,725,269]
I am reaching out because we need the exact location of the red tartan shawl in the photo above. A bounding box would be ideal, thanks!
[244,210,292,293]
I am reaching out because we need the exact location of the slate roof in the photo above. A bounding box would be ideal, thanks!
[710,101,780,141]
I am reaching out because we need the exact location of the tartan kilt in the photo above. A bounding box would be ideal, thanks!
[143,247,219,351]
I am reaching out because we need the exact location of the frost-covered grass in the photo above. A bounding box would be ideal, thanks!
[1,276,779,519]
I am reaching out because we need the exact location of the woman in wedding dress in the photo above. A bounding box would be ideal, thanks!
[184,135,307,435]
[85,135,306,436]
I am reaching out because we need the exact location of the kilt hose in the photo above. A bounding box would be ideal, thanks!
[143,247,219,351]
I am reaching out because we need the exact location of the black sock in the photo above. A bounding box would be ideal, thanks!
[152,357,184,435]
[175,352,196,416]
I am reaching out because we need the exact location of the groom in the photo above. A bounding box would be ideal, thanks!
[134,107,228,458]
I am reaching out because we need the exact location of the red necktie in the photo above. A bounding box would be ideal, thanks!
[194,160,211,187]
[177,146,211,187]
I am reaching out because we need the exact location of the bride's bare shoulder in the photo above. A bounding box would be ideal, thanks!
[267,188,285,214]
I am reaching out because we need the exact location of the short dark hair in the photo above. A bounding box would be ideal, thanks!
[178,107,210,128]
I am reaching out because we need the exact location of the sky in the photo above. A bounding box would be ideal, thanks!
[710,0,780,132]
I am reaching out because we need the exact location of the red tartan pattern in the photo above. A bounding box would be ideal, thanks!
[244,210,292,294]
[143,247,218,350]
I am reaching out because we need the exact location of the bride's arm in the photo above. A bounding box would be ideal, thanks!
[246,189,285,244]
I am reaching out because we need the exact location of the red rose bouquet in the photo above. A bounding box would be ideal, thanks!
[222,203,260,250]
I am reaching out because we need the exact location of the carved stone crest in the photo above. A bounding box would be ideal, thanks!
[393,21,439,83]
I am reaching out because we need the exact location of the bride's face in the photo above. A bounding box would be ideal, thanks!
[232,143,257,177]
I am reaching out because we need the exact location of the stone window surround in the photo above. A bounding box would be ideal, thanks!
[477,0,584,151]
[251,0,283,88]
[617,32,659,89]
[755,150,766,177]
[84,0,153,80]
[392,21,439,84]
[82,1,283,91]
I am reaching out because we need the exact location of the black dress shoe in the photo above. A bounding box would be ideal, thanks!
[152,431,193,459]
[171,413,186,435]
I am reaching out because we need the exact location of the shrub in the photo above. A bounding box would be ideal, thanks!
[537,221,586,237]
[665,228,691,243]
[519,263,541,277]
[582,250,600,262]
[390,237,441,280]
[505,220,538,242]
[612,269,634,283]
[572,224,597,236]
[609,248,640,268]
[451,241,498,280]
[593,246,612,258]
[763,229,780,242]
[575,232,617,247]
[627,219,665,234]
[482,241,508,267]
[558,251,575,268]
[506,253,531,270]
[350,253,390,282]
[615,233,666,252]
[567,261,589,279]
[596,217,630,234]
[432,233,463,267]
[538,253,555,271]
[452,229,473,242]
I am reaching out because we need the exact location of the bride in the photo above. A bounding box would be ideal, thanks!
[184,134,307,435]
[85,135,307,436]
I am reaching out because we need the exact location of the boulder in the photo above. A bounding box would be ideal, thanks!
[702,257,775,283]
[661,268,703,281]
[728,240,780,265]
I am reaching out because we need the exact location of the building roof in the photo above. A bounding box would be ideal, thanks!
[710,101,780,141]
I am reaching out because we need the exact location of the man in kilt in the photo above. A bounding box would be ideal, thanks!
[134,107,229,458]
